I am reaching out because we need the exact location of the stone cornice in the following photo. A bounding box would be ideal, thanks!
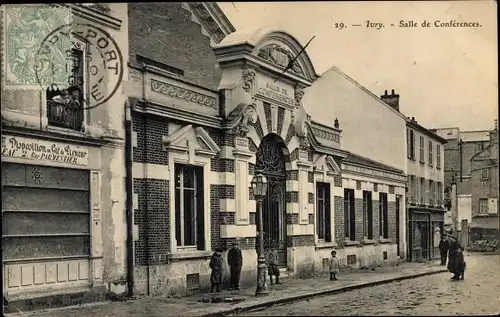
[61,4,122,30]
[132,101,222,129]
[1,125,111,148]
[187,2,234,44]
[305,122,349,158]
[150,79,217,109]
[341,162,407,184]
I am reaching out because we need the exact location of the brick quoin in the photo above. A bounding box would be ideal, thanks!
[128,3,221,90]
[210,184,235,250]
[133,178,170,266]
[388,201,397,241]
[132,114,169,165]
[333,196,344,244]
[354,198,364,241]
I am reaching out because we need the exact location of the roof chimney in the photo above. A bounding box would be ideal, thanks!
[380,89,400,111]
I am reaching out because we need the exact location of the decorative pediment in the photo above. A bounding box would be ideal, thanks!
[257,44,304,76]
[163,124,220,159]
[313,154,341,175]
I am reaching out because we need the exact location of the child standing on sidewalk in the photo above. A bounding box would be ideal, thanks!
[329,250,340,281]
[209,248,223,292]
[267,247,281,285]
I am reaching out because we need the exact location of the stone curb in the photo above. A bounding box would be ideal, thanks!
[200,268,448,317]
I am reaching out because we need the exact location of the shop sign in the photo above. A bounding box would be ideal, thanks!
[1,135,89,166]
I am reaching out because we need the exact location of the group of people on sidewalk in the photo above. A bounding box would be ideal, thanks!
[208,241,284,293]
[438,233,467,281]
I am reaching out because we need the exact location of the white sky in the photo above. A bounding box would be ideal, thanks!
[218,1,498,131]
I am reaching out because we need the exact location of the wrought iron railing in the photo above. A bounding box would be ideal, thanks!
[46,85,84,131]
[47,100,84,131]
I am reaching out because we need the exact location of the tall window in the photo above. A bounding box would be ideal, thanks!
[408,129,415,159]
[175,164,204,250]
[363,191,373,239]
[479,199,489,213]
[379,192,388,239]
[419,136,425,162]
[316,182,332,242]
[428,140,433,166]
[436,144,441,169]
[344,189,355,241]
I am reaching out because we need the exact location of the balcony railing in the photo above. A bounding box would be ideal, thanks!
[47,85,84,132]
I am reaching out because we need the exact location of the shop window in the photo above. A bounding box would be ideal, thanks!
[363,191,373,239]
[174,164,205,250]
[344,188,355,241]
[316,182,331,243]
[46,47,85,131]
[379,192,388,239]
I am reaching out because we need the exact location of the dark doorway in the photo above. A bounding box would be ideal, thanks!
[255,134,287,268]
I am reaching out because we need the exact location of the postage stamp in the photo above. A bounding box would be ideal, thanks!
[35,23,124,110]
[2,4,71,89]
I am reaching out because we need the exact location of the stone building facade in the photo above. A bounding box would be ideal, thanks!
[434,123,496,234]
[125,1,408,293]
[2,3,129,312]
[469,124,499,242]
[406,118,447,261]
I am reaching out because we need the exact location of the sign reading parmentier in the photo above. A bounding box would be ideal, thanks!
[1,135,89,166]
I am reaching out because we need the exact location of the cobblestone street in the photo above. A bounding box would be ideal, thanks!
[238,254,500,316]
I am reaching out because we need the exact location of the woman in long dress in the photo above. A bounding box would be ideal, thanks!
[447,235,463,280]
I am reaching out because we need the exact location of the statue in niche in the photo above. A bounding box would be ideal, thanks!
[241,67,256,93]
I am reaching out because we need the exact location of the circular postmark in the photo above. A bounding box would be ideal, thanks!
[34,23,124,110]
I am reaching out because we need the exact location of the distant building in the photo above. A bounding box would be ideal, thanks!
[469,122,499,242]
[406,118,447,261]
[433,122,497,238]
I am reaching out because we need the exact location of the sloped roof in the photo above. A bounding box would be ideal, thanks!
[343,153,404,174]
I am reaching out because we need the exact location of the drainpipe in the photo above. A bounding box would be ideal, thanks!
[125,100,135,297]
[459,139,463,182]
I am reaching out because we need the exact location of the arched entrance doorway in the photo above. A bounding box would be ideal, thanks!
[255,134,287,267]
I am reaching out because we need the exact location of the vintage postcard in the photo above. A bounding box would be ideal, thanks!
[1,2,498,317]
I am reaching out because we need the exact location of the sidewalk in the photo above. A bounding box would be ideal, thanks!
[7,261,447,317]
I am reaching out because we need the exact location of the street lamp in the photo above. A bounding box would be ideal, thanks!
[251,173,269,296]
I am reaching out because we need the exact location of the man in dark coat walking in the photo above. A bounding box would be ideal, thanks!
[227,240,243,291]
[438,236,449,265]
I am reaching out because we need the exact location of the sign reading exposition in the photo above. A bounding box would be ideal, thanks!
[1,135,89,166]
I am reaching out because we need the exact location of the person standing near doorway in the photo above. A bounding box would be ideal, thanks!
[439,235,449,265]
[227,240,243,291]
